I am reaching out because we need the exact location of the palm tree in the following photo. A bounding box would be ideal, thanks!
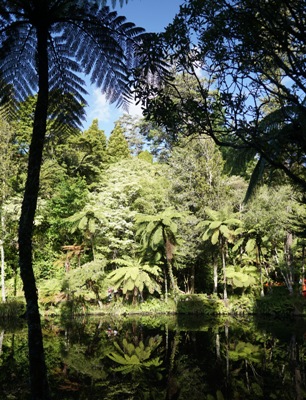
[233,224,269,297]
[135,208,186,301]
[107,256,162,304]
[65,206,105,261]
[0,2,163,398]
[199,207,241,302]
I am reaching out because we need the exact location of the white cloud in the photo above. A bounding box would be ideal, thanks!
[84,86,144,134]
[125,99,143,118]
[88,88,112,123]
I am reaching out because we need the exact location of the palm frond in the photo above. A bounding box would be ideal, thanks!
[0,2,154,123]
[243,157,266,203]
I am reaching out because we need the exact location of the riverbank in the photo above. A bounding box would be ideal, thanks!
[1,289,306,320]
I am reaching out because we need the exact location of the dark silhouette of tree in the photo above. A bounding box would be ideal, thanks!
[138,0,306,193]
[0,1,165,398]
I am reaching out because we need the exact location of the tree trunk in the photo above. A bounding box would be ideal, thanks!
[0,239,5,302]
[18,24,50,399]
[167,259,177,293]
[190,264,195,294]
[284,231,294,294]
[164,266,168,303]
[213,255,218,294]
[163,234,177,293]
[221,239,227,301]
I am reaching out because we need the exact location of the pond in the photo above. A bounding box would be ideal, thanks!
[1,314,306,399]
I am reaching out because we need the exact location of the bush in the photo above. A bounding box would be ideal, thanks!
[0,299,25,319]
[255,291,297,315]
[177,294,228,315]
[229,295,256,315]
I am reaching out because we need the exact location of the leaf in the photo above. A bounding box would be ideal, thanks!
[78,215,88,230]
[233,276,244,288]
[245,238,256,254]
[202,229,211,242]
[232,237,244,252]
[219,224,231,238]
[151,228,163,249]
[108,266,130,281]
[224,218,241,226]
[216,390,225,400]
[125,279,134,292]
[211,229,219,245]
[88,218,96,233]
[209,220,222,229]
[205,208,219,220]
[130,267,139,282]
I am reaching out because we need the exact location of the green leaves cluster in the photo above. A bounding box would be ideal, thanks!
[107,257,162,302]
[108,335,163,374]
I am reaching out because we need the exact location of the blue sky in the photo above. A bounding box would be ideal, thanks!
[83,0,182,134]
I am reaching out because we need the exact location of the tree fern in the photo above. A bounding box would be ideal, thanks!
[0,2,163,395]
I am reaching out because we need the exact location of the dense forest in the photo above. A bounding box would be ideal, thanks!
[0,0,305,398]
[1,104,305,308]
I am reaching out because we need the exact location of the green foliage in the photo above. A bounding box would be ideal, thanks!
[136,207,186,257]
[177,294,228,315]
[255,288,298,315]
[0,300,25,319]
[43,176,89,251]
[117,114,146,156]
[58,119,107,187]
[228,295,256,315]
[200,207,242,245]
[108,336,163,374]
[107,257,162,303]
[226,265,258,289]
[0,0,305,321]
[139,0,306,190]
[137,150,153,163]
[63,259,107,299]
[37,278,64,309]
[107,122,131,164]
[229,341,263,363]
[167,136,227,214]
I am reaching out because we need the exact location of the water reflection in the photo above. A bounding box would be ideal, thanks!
[1,315,306,399]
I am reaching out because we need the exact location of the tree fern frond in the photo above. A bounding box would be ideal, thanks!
[211,229,219,245]
[243,157,266,203]
[204,208,219,221]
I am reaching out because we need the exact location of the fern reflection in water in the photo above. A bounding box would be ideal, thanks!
[0,316,306,399]
[108,335,163,374]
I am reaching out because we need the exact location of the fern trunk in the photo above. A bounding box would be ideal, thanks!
[163,266,168,303]
[220,238,227,301]
[213,255,218,294]
[0,239,5,303]
[18,24,50,399]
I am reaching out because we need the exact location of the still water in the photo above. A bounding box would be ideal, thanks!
[1,314,306,399]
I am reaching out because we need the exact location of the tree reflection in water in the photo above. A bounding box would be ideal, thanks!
[0,315,306,399]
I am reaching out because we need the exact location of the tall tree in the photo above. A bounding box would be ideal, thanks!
[87,158,169,261]
[135,208,186,300]
[107,122,131,163]
[117,114,146,156]
[199,208,241,301]
[58,118,108,187]
[0,2,164,398]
